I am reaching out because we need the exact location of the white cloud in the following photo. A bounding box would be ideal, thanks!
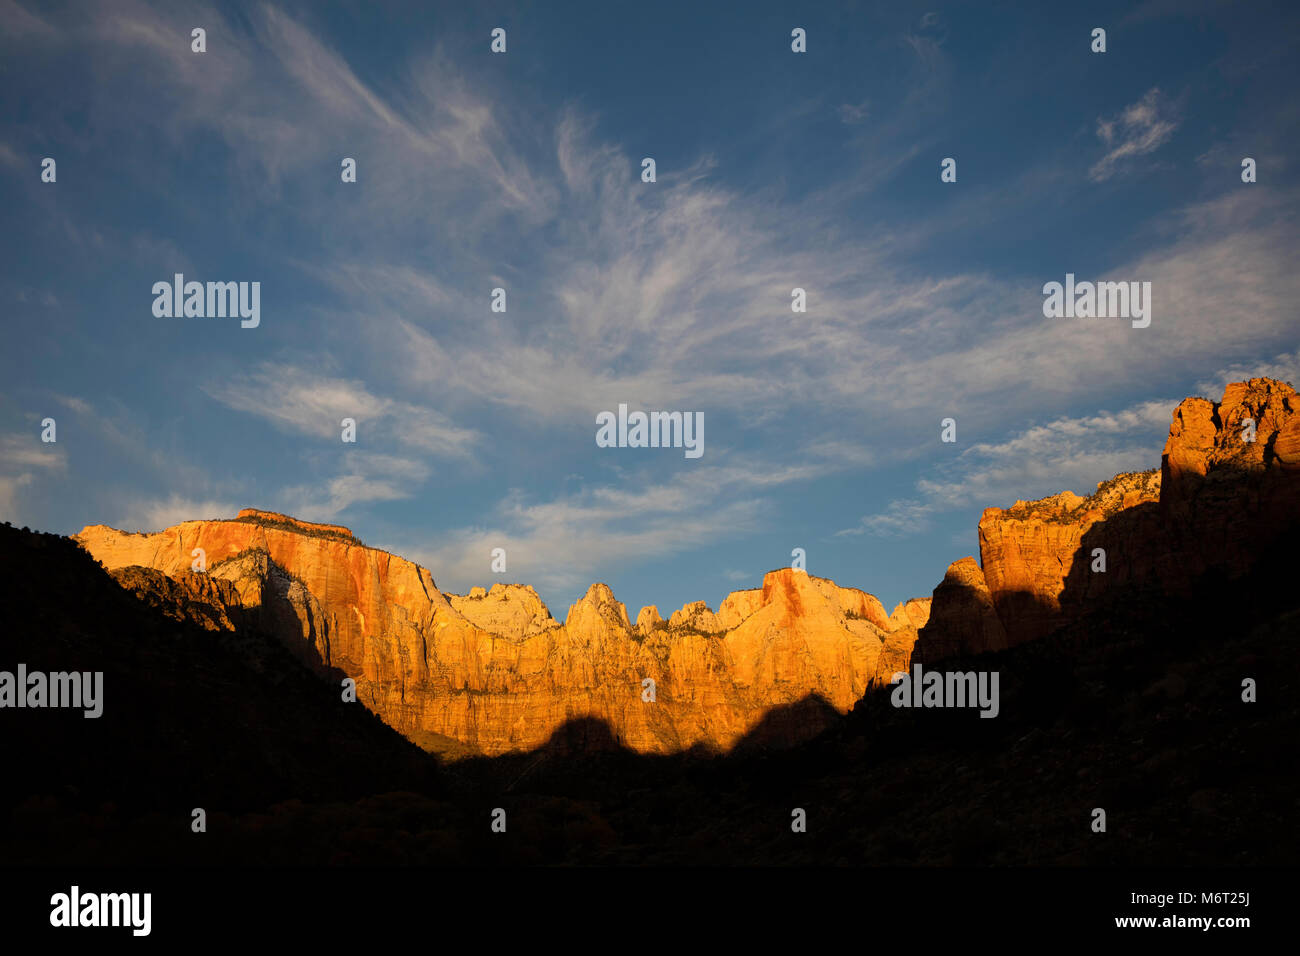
[40,5,1299,465]
[51,394,212,489]
[0,475,35,520]
[0,434,65,470]
[0,141,22,169]
[838,100,870,125]
[0,0,56,39]
[205,363,478,460]
[0,432,65,523]
[117,494,238,532]
[277,453,431,522]
[396,449,857,595]
[839,398,1175,538]
[1196,349,1300,396]
[10,2,1298,584]
[1089,87,1180,182]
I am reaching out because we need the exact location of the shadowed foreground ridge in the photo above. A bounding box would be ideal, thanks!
[2,378,1296,865]
[0,518,1295,865]
[0,525,439,816]
[68,378,1300,763]
[914,377,1300,662]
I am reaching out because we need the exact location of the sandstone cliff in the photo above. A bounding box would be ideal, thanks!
[448,583,559,640]
[915,378,1300,662]
[75,381,1293,753]
[877,597,932,682]
[75,509,922,757]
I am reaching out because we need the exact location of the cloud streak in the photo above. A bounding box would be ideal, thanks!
[1090,87,1180,182]
[840,398,1175,538]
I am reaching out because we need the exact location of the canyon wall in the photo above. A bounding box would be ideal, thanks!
[915,377,1300,662]
[76,378,1296,751]
[76,508,927,757]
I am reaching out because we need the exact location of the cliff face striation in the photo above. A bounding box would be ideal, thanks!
[76,509,925,757]
[915,378,1300,662]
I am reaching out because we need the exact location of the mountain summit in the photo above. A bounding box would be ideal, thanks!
[75,514,923,757]
[72,379,1298,758]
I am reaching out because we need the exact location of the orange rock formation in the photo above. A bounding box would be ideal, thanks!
[75,379,1296,752]
[915,378,1299,661]
[75,508,926,757]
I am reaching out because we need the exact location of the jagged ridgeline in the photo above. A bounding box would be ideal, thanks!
[915,377,1299,661]
[229,509,364,547]
[0,523,438,824]
[75,507,932,758]
[70,379,1300,762]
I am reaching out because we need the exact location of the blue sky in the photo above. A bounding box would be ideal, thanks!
[2,0,1298,620]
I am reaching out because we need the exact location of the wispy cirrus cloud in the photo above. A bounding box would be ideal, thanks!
[0,0,55,39]
[1196,349,1300,395]
[0,431,65,521]
[405,477,764,598]
[837,99,870,125]
[399,446,868,597]
[204,363,478,460]
[845,334,1300,543]
[278,452,431,523]
[116,494,238,532]
[839,398,1175,538]
[21,3,1299,452]
[68,5,1299,577]
[4,0,1298,612]
[1089,87,1180,182]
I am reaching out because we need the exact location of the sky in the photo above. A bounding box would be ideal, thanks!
[2,0,1298,622]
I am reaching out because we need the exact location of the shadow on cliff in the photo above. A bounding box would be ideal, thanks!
[0,522,859,865]
[527,693,841,760]
[3,515,1298,867]
[1057,460,1299,623]
[258,563,354,691]
[481,694,842,799]
[928,458,1300,658]
[540,715,628,756]
[0,525,439,830]
[731,693,841,751]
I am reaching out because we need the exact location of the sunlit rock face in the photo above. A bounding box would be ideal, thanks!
[915,378,1300,662]
[76,510,922,757]
[76,381,1299,753]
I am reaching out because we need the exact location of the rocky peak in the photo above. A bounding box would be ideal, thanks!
[912,557,1007,662]
[1163,377,1299,491]
[812,578,892,631]
[232,508,358,544]
[992,470,1162,525]
[667,600,721,633]
[887,597,932,632]
[715,588,763,630]
[449,582,558,640]
[917,378,1299,663]
[71,512,931,757]
[563,582,631,634]
[634,605,663,634]
[758,568,819,620]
